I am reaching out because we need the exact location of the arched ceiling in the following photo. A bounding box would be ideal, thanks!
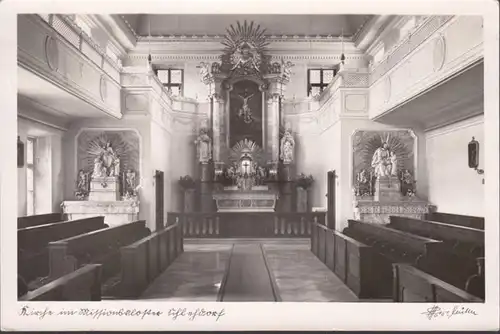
[120,14,373,37]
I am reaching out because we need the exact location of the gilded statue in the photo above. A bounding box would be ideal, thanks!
[371,142,397,178]
[237,92,254,123]
[280,129,295,164]
[194,128,212,163]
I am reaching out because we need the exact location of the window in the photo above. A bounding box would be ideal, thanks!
[155,69,184,96]
[307,68,337,97]
[26,137,36,215]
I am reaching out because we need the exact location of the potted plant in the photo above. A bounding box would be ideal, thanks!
[296,173,314,212]
[179,175,197,212]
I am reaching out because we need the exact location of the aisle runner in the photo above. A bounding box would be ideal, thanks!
[219,244,279,302]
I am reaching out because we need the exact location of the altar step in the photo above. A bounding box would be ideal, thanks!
[184,238,310,244]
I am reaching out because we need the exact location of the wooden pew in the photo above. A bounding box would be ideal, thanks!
[18,213,64,229]
[393,263,482,302]
[47,220,150,296]
[120,222,184,298]
[20,264,102,301]
[388,216,485,298]
[388,216,484,257]
[18,216,107,284]
[311,222,392,298]
[425,212,484,230]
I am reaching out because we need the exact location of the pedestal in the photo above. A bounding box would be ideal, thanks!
[374,177,402,202]
[61,200,139,227]
[88,177,120,201]
[296,187,308,213]
[199,162,214,212]
[279,163,294,212]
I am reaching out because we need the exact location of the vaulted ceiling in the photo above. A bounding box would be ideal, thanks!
[120,14,373,37]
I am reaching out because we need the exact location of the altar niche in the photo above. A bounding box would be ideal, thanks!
[229,80,263,148]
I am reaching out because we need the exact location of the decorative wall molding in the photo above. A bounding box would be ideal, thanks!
[19,15,122,119]
[432,33,447,72]
[370,15,454,85]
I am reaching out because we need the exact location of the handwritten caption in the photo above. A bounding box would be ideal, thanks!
[421,305,478,320]
[19,305,225,322]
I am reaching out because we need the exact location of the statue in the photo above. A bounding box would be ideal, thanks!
[281,58,294,79]
[280,129,295,164]
[355,169,371,196]
[91,141,120,178]
[75,169,90,200]
[197,62,211,82]
[237,92,254,123]
[126,169,136,193]
[371,142,397,178]
[194,128,212,163]
[92,157,105,178]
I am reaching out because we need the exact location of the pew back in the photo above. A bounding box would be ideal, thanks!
[18,213,64,229]
[120,223,183,298]
[425,212,484,230]
[312,223,392,298]
[18,216,106,253]
[48,220,150,280]
[389,216,484,246]
[393,263,482,302]
[347,219,442,255]
[20,264,102,301]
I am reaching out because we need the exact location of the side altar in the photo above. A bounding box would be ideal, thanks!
[352,131,433,224]
[193,21,297,213]
[62,134,140,227]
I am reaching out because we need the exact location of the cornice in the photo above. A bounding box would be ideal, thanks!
[126,53,365,62]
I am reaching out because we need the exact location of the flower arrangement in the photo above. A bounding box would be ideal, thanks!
[296,173,314,189]
[179,175,196,189]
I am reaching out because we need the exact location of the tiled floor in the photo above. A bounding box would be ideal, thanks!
[139,240,359,302]
[140,244,232,301]
[263,243,359,302]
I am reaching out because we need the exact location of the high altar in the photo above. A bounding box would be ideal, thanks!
[194,22,296,213]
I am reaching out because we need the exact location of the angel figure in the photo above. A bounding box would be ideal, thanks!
[197,62,211,82]
[280,58,295,79]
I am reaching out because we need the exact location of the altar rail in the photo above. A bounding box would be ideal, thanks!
[166,212,326,238]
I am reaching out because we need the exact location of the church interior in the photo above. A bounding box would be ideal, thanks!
[16,14,487,303]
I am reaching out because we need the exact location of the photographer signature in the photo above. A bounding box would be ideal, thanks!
[421,305,478,320]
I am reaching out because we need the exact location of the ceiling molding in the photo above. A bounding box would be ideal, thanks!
[354,15,393,51]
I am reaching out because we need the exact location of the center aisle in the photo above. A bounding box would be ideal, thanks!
[218,243,280,302]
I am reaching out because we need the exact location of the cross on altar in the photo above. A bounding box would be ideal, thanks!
[242,159,251,174]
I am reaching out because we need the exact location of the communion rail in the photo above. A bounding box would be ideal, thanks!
[166,212,326,238]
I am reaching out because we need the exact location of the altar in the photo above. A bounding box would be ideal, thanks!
[192,21,297,214]
[62,132,140,227]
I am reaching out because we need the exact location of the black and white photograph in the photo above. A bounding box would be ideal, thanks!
[1,0,499,331]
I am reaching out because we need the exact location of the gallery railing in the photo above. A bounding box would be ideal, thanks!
[166,212,326,238]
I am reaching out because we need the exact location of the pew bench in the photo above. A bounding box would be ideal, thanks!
[18,216,107,285]
[311,223,392,298]
[393,263,483,302]
[47,220,150,297]
[425,212,484,230]
[119,222,184,298]
[388,216,485,298]
[18,213,64,229]
[19,264,102,301]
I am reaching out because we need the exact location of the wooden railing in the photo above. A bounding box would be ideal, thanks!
[166,212,326,238]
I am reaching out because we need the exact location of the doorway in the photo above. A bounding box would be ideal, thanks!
[154,170,164,231]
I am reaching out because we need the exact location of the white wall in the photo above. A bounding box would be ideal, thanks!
[426,115,484,216]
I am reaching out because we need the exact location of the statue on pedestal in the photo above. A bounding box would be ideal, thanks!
[75,169,90,200]
[91,141,121,178]
[371,142,397,178]
[280,129,295,164]
[194,128,212,163]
